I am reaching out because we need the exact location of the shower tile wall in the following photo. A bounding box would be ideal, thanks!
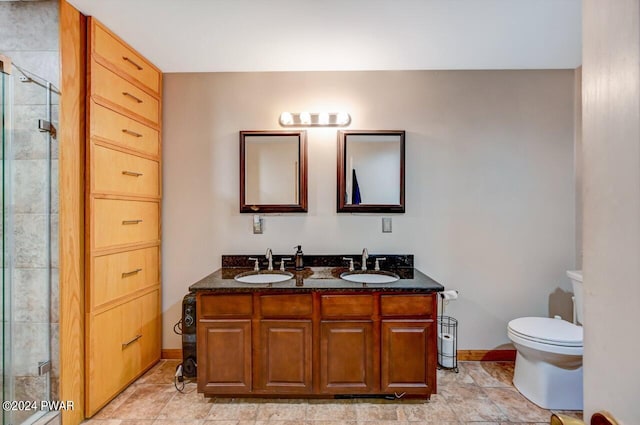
[0,0,60,414]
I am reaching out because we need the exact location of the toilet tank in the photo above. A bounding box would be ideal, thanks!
[566,270,583,325]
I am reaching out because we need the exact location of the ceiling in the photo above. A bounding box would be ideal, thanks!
[67,0,582,73]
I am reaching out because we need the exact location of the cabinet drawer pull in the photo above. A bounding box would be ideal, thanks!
[122,129,143,138]
[122,170,143,177]
[122,92,143,104]
[122,56,143,71]
[121,334,142,348]
[121,268,142,278]
[122,219,143,225]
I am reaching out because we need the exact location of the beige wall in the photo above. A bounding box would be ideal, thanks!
[162,70,576,351]
[583,1,640,422]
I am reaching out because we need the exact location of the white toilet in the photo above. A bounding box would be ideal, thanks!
[507,270,583,410]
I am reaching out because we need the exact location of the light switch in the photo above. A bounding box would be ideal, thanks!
[382,217,392,233]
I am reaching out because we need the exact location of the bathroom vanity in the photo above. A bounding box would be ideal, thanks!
[189,255,444,399]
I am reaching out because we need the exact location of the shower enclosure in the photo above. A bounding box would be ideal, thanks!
[1,56,59,425]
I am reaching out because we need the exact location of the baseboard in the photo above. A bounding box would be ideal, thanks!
[161,349,182,359]
[457,349,516,361]
[161,348,516,361]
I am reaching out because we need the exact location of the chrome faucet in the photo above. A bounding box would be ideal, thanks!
[248,257,260,271]
[266,248,273,271]
[374,257,386,271]
[361,248,369,271]
[279,257,292,271]
[342,257,355,271]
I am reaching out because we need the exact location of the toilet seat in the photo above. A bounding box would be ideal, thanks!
[508,317,583,356]
[509,317,583,346]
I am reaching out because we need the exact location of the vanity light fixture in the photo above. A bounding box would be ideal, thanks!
[299,111,312,125]
[279,111,351,127]
[280,112,294,126]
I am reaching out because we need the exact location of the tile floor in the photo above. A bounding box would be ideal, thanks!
[84,360,583,425]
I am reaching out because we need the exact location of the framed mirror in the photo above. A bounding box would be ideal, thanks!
[240,130,307,213]
[337,130,405,213]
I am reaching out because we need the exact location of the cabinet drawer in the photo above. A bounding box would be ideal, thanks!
[91,61,160,125]
[200,294,253,319]
[260,294,313,318]
[93,199,159,250]
[380,295,434,317]
[92,144,159,198]
[92,19,160,95]
[91,102,159,157]
[321,294,374,318]
[91,246,159,310]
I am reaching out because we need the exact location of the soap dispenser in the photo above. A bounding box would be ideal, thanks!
[294,245,304,270]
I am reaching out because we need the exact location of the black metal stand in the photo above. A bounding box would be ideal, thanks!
[437,293,458,373]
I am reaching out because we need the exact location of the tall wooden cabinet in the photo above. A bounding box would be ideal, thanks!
[85,18,162,416]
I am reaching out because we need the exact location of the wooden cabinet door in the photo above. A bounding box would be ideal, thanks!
[320,321,375,393]
[86,304,125,415]
[257,320,312,393]
[139,289,160,370]
[381,320,435,395]
[198,320,252,394]
[120,297,142,384]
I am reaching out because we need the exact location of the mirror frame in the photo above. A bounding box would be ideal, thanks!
[240,130,308,213]
[337,130,405,213]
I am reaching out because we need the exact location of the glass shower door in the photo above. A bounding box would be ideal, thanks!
[1,60,13,425]
[1,58,56,425]
[1,62,9,425]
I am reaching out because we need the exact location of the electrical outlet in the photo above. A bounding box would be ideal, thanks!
[382,217,392,233]
[253,215,263,234]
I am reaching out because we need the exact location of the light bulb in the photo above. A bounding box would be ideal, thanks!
[318,112,329,125]
[280,112,293,126]
[300,112,311,125]
[336,111,350,125]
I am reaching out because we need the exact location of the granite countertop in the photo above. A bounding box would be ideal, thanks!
[188,266,444,293]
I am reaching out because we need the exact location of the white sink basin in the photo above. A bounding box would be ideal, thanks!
[234,271,293,284]
[340,271,400,284]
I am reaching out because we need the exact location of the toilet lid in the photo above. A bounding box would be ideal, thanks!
[508,317,583,347]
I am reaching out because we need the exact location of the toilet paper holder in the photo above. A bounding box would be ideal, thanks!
[438,290,459,373]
